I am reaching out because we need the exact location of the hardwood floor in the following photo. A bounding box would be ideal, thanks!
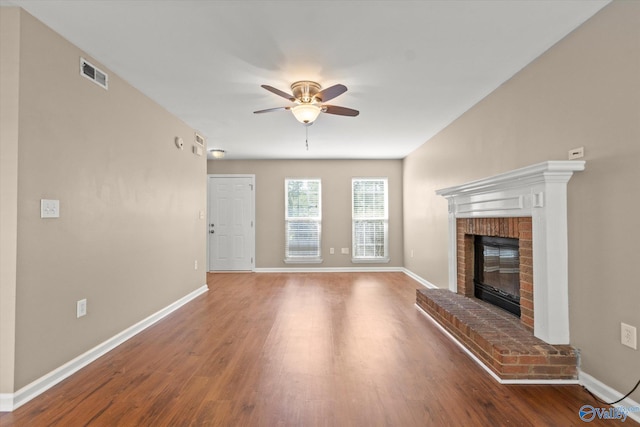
[0,272,631,426]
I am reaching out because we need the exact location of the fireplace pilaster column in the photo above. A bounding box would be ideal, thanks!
[532,172,574,343]
[446,198,457,293]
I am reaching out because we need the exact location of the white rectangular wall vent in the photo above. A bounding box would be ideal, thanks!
[80,57,108,89]
[194,132,205,146]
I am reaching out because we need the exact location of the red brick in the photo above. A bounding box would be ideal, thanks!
[517,355,549,365]
[519,231,533,240]
[521,310,534,320]
[496,354,519,365]
[521,321,534,331]
[501,364,531,374]
[520,276,533,288]
[520,264,533,276]
[519,248,533,259]
[530,365,566,375]
[519,241,532,251]
[518,219,532,232]
[548,355,577,365]
[520,299,534,310]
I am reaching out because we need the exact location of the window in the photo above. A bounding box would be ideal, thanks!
[352,178,389,262]
[285,179,322,263]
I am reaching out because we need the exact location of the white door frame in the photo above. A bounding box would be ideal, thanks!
[207,174,256,271]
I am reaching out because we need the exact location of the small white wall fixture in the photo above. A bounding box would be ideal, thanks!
[436,161,585,344]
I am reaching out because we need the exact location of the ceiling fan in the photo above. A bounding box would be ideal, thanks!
[254,81,359,125]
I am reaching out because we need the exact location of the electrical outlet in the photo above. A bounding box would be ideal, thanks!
[341,248,349,255]
[77,299,87,318]
[621,323,637,350]
[194,260,198,270]
[330,248,335,255]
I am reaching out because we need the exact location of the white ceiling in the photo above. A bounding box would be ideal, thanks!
[2,0,609,160]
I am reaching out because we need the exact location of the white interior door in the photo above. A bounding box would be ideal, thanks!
[208,176,255,271]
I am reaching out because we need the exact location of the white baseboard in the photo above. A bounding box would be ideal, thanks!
[254,266,404,273]
[0,284,208,412]
[402,268,439,289]
[0,394,13,412]
[415,303,579,385]
[579,369,640,424]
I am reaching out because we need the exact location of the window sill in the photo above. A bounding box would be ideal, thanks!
[284,258,324,264]
[351,257,390,264]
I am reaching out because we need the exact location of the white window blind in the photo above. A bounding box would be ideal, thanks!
[285,179,322,263]
[352,178,389,262]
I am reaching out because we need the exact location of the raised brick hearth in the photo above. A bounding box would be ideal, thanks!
[416,288,577,381]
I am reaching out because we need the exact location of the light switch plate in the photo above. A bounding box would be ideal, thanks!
[77,299,87,318]
[41,199,60,218]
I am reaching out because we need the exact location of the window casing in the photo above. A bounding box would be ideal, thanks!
[285,178,322,263]
[352,178,389,263]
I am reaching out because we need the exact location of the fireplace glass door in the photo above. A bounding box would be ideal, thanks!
[474,236,520,316]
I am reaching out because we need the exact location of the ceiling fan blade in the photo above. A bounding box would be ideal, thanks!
[261,85,295,101]
[316,84,347,102]
[253,106,291,114]
[322,105,359,117]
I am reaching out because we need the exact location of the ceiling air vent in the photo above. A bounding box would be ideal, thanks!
[80,57,108,89]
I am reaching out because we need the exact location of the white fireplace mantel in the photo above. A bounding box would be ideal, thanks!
[436,161,585,344]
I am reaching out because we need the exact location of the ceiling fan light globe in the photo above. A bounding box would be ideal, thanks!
[291,104,322,124]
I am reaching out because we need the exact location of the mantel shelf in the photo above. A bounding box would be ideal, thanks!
[436,160,585,199]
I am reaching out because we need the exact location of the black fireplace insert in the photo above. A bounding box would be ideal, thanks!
[474,235,521,317]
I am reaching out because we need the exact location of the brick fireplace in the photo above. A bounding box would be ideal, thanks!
[457,217,533,330]
[416,161,585,382]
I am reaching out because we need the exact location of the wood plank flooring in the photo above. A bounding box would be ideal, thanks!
[0,272,630,426]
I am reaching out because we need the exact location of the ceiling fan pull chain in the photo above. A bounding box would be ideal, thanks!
[305,124,309,150]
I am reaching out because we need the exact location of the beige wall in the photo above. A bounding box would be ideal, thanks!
[0,7,21,394]
[403,0,639,400]
[208,160,403,269]
[3,0,637,404]
[4,10,207,391]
